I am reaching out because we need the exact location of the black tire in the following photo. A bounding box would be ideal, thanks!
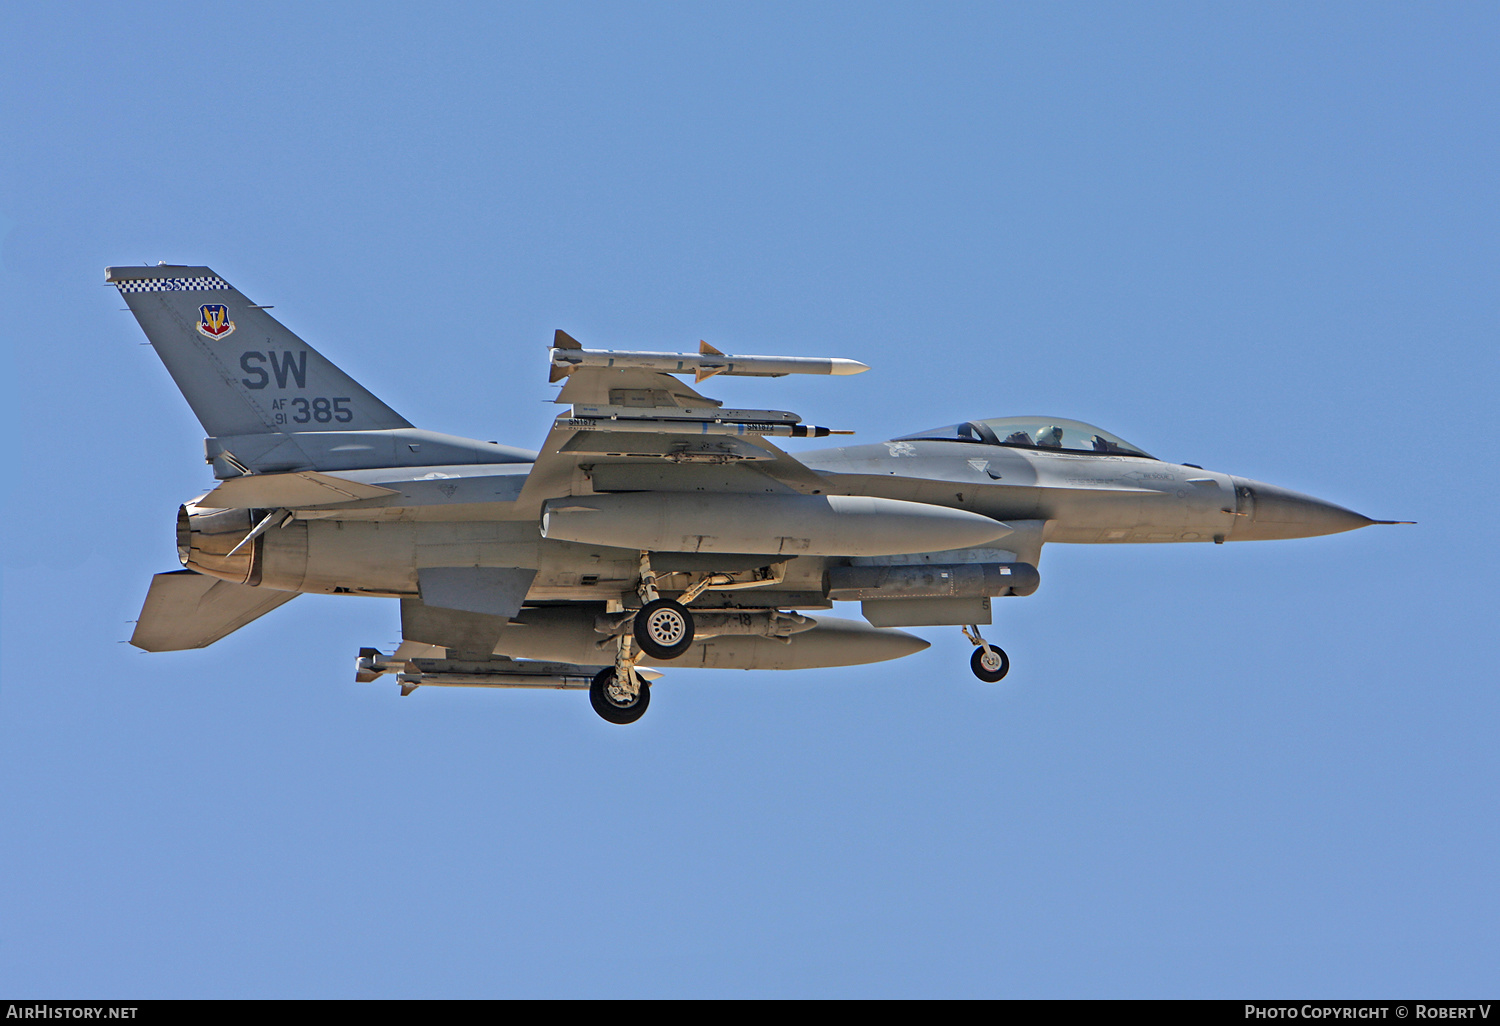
[589,667,651,724]
[970,645,1010,683]
[632,598,695,660]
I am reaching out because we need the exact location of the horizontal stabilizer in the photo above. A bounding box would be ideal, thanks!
[201,471,400,508]
[131,570,297,651]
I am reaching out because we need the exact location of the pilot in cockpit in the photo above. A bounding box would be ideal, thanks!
[1035,425,1065,448]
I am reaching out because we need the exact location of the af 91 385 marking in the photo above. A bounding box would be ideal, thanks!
[268,396,354,425]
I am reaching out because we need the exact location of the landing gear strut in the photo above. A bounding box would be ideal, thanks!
[627,552,732,661]
[592,627,651,724]
[962,624,1009,683]
[589,554,738,722]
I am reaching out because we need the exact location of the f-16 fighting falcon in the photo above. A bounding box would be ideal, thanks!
[113,264,1410,723]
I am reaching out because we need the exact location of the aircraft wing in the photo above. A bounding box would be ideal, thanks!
[516,336,851,512]
[131,570,298,651]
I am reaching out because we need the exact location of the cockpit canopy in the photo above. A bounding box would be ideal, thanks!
[894,416,1155,459]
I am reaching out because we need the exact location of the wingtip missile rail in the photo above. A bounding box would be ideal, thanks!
[548,341,870,380]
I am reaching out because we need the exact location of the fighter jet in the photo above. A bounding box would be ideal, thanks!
[113,264,1409,724]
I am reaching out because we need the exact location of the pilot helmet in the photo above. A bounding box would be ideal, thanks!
[1035,425,1064,447]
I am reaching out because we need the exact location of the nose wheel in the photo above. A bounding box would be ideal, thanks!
[969,645,1010,682]
[962,624,1010,683]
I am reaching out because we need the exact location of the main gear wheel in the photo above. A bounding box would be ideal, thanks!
[632,598,695,660]
[589,667,651,724]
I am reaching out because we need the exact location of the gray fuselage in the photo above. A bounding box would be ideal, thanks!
[175,432,1370,669]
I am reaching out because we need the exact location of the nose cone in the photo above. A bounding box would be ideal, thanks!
[1230,477,1375,540]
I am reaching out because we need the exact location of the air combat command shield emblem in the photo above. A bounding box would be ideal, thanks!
[197,304,235,339]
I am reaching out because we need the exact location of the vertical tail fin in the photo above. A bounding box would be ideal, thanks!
[107,265,410,437]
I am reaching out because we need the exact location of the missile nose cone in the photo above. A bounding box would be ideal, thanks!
[828,358,871,375]
[1230,477,1377,540]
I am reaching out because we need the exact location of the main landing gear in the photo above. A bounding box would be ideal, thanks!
[590,666,650,724]
[633,598,694,660]
[592,619,652,725]
[962,624,1010,683]
[627,552,735,661]
[590,554,751,723]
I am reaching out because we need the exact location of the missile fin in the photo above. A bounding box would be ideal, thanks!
[696,341,726,382]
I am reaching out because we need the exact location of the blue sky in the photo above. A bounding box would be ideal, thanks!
[2,2,1496,997]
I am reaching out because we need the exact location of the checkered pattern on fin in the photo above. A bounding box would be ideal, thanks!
[114,276,230,293]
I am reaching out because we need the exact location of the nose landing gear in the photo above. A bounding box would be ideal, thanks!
[962,624,1010,683]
